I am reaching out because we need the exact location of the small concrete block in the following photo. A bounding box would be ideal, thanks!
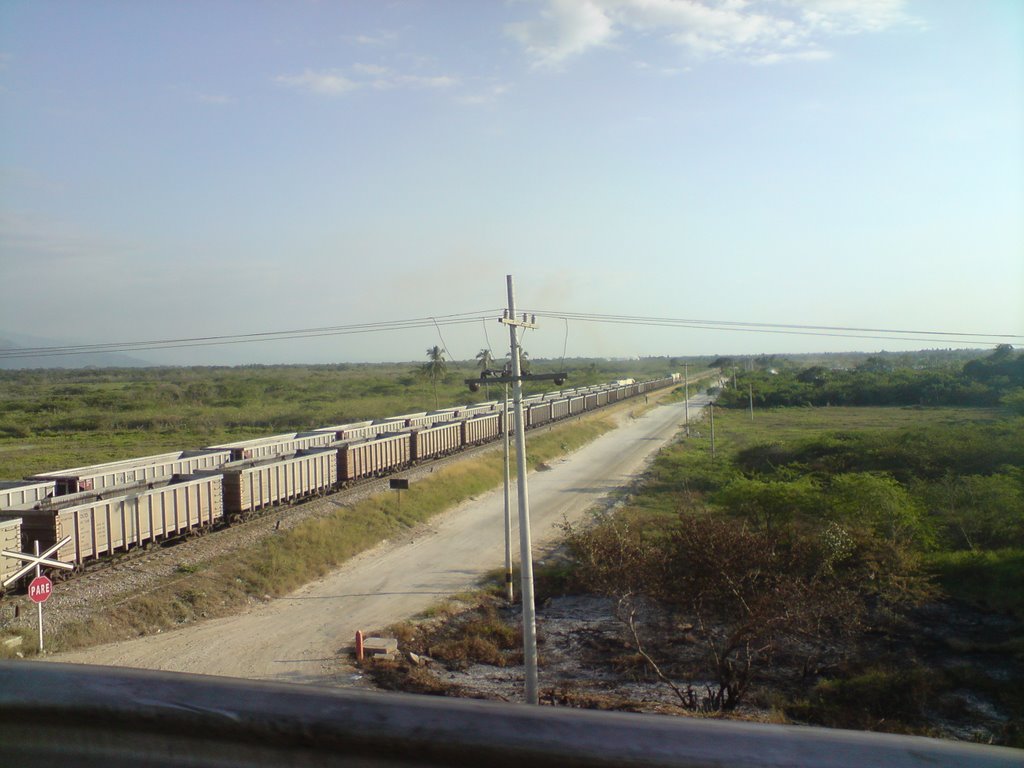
[363,636,398,655]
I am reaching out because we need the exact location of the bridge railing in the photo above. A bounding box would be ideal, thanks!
[1,661,1019,767]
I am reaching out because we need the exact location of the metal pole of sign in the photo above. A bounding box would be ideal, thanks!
[34,541,43,653]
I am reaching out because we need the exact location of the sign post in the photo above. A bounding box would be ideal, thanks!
[389,478,409,510]
[2,536,73,652]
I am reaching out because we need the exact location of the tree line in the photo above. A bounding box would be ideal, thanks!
[713,345,1023,411]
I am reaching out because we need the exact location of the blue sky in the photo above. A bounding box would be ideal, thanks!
[1,0,1021,365]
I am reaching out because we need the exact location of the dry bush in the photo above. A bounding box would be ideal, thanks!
[565,513,867,711]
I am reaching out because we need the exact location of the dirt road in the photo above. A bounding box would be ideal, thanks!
[49,396,708,685]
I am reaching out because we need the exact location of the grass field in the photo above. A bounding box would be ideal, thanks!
[0,360,694,478]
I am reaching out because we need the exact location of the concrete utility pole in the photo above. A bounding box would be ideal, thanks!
[502,381,513,603]
[501,275,539,705]
[464,275,567,706]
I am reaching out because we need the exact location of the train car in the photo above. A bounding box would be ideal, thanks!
[220,448,338,518]
[527,401,553,428]
[404,412,451,429]
[337,432,412,483]
[312,421,377,442]
[0,480,56,511]
[461,413,500,446]
[429,408,463,422]
[584,393,598,411]
[0,517,23,587]
[410,422,462,462]
[388,412,427,426]
[370,419,411,435]
[15,474,225,567]
[460,404,496,419]
[27,450,232,496]
[205,432,335,462]
[550,397,570,421]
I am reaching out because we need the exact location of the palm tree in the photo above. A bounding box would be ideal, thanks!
[506,348,530,375]
[475,349,495,398]
[475,348,494,372]
[423,345,447,408]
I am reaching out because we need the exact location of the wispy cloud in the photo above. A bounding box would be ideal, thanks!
[274,69,359,95]
[506,0,618,68]
[351,30,400,46]
[275,65,457,95]
[506,0,918,68]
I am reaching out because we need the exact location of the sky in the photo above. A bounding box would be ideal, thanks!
[1,0,1022,366]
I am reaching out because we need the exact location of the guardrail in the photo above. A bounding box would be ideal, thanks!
[1,661,1020,767]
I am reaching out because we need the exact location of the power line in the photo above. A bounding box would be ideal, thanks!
[524,311,1023,347]
[1,308,1018,361]
[527,311,1022,340]
[0,310,503,359]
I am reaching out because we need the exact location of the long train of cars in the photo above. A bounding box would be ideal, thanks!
[0,375,679,590]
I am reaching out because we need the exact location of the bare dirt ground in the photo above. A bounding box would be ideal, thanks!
[36,396,707,686]
[364,583,1024,745]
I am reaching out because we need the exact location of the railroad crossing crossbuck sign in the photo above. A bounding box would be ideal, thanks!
[1,536,74,589]
[2,536,73,653]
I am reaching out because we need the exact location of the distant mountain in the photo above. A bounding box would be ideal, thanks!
[0,333,152,370]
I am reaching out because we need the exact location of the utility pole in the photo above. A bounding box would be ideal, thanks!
[749,383,754,421]
[502,381,513,603]
[683,363,690,436]
[502,275,538,706]
[463,275,567,706]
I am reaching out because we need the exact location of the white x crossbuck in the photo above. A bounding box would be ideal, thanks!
[2,536,74,588]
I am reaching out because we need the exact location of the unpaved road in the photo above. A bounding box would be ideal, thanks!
[49,397,709,686]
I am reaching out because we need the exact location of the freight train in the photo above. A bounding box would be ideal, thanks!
[0,375,679,590]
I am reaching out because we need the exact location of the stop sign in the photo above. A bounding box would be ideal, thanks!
[28,575,52,603]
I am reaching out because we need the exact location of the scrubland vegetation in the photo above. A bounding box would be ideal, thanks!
[568,351,1023,743]
[375,348,1024,745]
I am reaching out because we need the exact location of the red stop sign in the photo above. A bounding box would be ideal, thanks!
[28,575,52,603]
